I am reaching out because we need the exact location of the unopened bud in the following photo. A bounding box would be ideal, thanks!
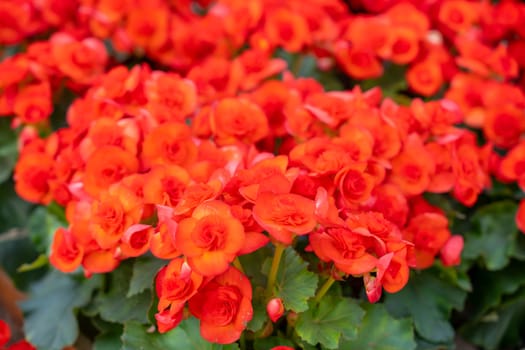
[266,298,285,323]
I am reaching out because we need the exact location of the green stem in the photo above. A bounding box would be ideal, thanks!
[233,257,245,274]
[314,276,336,303]
[266,243,285,296]
[240,332,246,350]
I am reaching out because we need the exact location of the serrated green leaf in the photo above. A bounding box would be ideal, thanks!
[463,201,518,270]
[461,291,525,350]
[17,254,48,272]
[433,261,472,292]
[121,321,180,350]
[26,206,65,253]
[270,247,318,312]
[128,257,167,297]
[384,268,467,345]
[20,270,102,350]
[96,262,152,324]
[239,245,272,287]
[295,296,364,349]
[340,303,416,350]
[121,318,240,350]
[464,260,525,321]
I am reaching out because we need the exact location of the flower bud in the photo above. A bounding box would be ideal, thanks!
[266,297,285,322]
[440,235,464,266]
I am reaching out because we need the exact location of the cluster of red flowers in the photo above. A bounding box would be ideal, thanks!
[0,320,34,350]
[14,63,472,342]
[4,0,525,345]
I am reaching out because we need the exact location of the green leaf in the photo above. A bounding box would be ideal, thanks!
[510,233,525,261]
[461,291,525,350]
[247,298,267,332]
[295,295,364,349]
[433,261,472,292]
[20,270,102,350]
[17,254,48,272]
[384,268,467,345]
[26,206,65,253]
[361,64,407,96]
[462,201,518,270]
[340,303,416,350]
[254,336,295,350]
[0,118,18,184]
[95,262,153,324]
[121,321,187,350]
[93,330,123,350]
[269,247,319,312]
[466,260,525,320]
[121,318,240,350]
[239,245,272,287]
[0,180,32,232]
[128,257,167,297]
[0,233,40,290]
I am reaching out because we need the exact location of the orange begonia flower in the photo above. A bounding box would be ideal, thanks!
[143,165,191,207]
[50,227,84,273]
[438,0,480,33]
[14,152,54,204]
[90,188,142,250]
[82,249,120,275]
[310,226,378,275]
[499,141,525,191]
[210,98,269,146]
[263,8,310,53]
[141,122,198,169]
[407,59,444,97]
[236,49,287,91]
[175,201,246,276]
[50,33,108,84]
[247,80,300,137]
[253,192,316,244]
[78,117,140,161]
[452,138,486,206]
[334,41,383,80]
[402,213,451,269]
[83,145,139,197]
[119,224,154,258]
[381,244,410,293]
[156,258,203,319]
[364,184,409,228]
[389,134,435,196]
[188,266,253,344]
[125,6,170,52]
[290,137,352,175]
[425,142,455,194]
[335,165,375,206]
[483,106,524,149]
[145,72,197,123]
[382,27,420,65]
[150,205,181,260]
[13,82,52,124]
